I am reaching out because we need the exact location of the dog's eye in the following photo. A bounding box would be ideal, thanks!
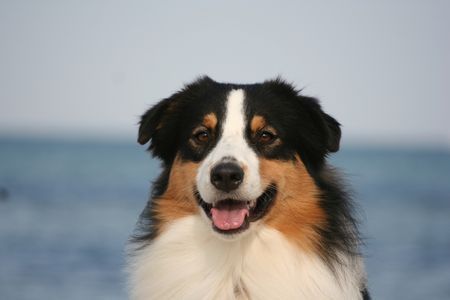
[194,130,210,143]
[258,131,276,145]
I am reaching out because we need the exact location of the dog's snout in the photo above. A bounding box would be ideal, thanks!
[210,162,244,192]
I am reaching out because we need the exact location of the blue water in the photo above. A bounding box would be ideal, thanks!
[0,138,449,300]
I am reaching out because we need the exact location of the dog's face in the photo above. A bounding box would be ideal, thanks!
[138,77,341,239]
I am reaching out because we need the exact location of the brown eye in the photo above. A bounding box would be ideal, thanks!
[258,130,276,144]
[194,130,210,143]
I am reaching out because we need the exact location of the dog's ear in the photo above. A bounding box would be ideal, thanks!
[138,95,181,163]
[304,97,342,153]
[263,78,341,154]
[138,76,214,163]
[138,97,172,146]
[291,96,342,172]
[321,112,341,153]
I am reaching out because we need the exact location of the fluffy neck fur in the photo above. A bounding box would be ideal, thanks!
[129,215,365,300]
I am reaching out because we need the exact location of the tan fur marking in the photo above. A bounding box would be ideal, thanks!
[250,115,266,133]
[152,155,198,235]
[203,113,218,130]
[260,157,326,252]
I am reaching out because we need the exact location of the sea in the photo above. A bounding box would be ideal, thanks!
[0,137,449,300]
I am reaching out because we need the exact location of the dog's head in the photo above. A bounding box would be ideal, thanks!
[138,77,341,238]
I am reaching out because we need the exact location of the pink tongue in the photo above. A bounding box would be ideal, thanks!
[211,207,249,230]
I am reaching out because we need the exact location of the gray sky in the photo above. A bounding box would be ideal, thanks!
[1,1,449,147]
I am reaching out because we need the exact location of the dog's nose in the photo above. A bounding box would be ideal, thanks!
[210,162,244,192]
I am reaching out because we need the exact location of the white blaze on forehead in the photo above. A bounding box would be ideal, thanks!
[196,89,262,204]
[222,89,246,138]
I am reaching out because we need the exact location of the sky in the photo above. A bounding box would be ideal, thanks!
[1,1,449,147]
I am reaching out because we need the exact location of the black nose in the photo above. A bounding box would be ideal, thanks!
[210,163,244,192]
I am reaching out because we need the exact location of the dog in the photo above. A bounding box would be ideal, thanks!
[129,76,370,300]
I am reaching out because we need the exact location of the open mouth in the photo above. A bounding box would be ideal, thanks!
[196,184,277,235]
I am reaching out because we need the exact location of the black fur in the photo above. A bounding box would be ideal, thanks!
[362,288,371,300]
[133,76,369,297]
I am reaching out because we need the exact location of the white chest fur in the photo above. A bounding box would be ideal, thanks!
[129,216,363,300]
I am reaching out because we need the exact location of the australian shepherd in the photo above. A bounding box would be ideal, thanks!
[128,77,370,300]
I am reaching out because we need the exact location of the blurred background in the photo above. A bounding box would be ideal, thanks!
[1,1,449,299]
